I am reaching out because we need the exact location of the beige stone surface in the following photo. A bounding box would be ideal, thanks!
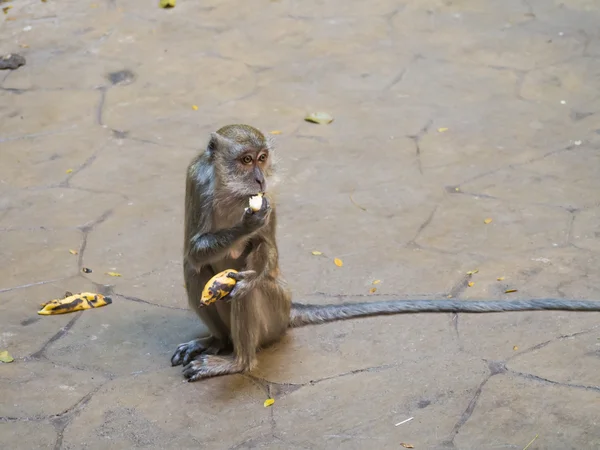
[1,0,600,448]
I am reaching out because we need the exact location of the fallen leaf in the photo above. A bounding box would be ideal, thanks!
[513,345,519,351]
[0,350,14,363]
[400,444,414,449]
[311,251,322,256]
[372,280,381,285]
[6,16,16,20]
[19,44,29,48]
[263,398,275,407]
[437,127,448,133]
[349,192,367,211]
[305,112,333,125]
[159,0,176,8]
[484,218,493,224]
[105,272,122,277]
[192,105,198,110]
[269,130,282,135]
[466,269,479,275]
[505,289,518,293]
[369,287,377,294]
[3,5,12,13]
[497,276,505,281]
[69,249,78,255]
[522,434,539,450]
[468,282,474,287]
[66,168,73,174]
[334,258,343,267]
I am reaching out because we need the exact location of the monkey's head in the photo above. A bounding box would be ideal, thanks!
[208,124,276,197]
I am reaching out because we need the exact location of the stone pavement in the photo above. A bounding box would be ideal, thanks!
[1,0,600,448]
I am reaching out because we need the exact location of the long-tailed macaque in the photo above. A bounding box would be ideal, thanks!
[171,124,600,382]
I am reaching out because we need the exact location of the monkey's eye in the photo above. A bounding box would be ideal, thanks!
[241,155,253,164]
[258,153,268,162]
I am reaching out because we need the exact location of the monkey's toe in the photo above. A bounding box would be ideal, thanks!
[171,338,210,366]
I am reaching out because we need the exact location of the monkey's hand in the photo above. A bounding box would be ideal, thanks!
[228,270,257,298]
[241,195,271,233]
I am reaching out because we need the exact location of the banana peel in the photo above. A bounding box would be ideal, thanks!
[38,292,112,315]
[200,269,238,306]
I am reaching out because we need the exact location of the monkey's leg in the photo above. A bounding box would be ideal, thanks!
[182,289,263,382]
[172,263,232,366]
[182,355,244,382]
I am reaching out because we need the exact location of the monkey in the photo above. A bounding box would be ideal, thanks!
[171,124,600,382]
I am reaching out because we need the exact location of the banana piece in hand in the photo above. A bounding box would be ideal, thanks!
[200,269,238,306]
[38,292,112,315]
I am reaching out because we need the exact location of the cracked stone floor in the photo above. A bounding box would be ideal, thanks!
[1,0,600,449]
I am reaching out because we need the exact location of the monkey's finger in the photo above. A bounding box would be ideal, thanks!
[261,195,270,212]
[229,270,256,281]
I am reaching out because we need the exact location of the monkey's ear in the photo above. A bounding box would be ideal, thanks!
[207,132,232,156]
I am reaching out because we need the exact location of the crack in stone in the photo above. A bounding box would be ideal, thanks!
[509,369,600,393]
[0,277,70,294]
[115,293,187,311]
[0,126,78,144]
[29,312,83,359]
[444,374,491,446]
[407,119,433,175]
[408,203,438,246]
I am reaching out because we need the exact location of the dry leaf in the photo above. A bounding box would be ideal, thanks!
[305,112,333,125]
[369,287,377,294]
[466,269,479,275]
[505,289,518,293]
[334,258,343,267]
[263,398,275,407]
[68,249,78,255]
[0,350,14,363]
[513,345,518,351]
[3,5,12,13]
[497,276,505,281]
[400,444,414,449]
[311,251,322,256]
[20,44,30,48]
[349,192,367,211]
[269,130,282,135]
[105,272,122,277]
[437,127,448,133]
[159,0,176,7]
[66,168,73,174]
[468,282,474,287]
[192,105,198,111]
[484,218,493,224]
[372,280,381,285]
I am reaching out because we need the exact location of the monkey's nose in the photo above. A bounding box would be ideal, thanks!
[255,178,264,190]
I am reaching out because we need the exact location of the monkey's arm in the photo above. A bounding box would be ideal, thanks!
[187,225,248,266]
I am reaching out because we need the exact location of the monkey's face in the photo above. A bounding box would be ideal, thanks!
[219,146,273,197]
[209,125,275,198]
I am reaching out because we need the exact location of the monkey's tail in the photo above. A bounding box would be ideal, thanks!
[288,299,600,328]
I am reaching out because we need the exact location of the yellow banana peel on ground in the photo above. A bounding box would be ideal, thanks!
[38,292,112,315]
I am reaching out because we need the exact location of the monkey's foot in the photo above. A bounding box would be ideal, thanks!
[182,355,243,382]
[170,337,230,367]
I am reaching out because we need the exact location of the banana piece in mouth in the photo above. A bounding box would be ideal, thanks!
[248,193,263,212]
